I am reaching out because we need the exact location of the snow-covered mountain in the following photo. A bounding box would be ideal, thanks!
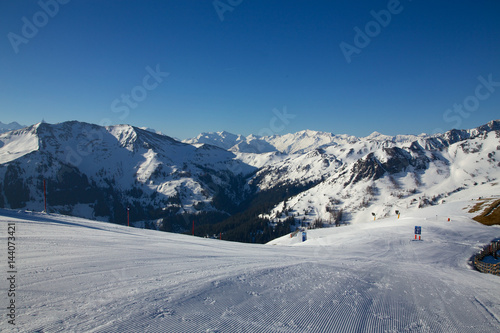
[0,119,499,241]
[184,131,248,150]
[0,121,25,134]
[257,120,500,226]
[0,121,255,227]
[184,129,427,154]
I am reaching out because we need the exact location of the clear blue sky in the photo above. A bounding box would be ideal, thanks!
[1,0,499,139]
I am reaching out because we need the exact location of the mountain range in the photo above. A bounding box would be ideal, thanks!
[0,120,499,242]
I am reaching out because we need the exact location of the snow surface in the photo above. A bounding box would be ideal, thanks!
[1,201,500,332]
[0,126,39,164]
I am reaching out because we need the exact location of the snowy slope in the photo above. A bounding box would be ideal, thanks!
[0,126,39,164]
[1,201,500,332]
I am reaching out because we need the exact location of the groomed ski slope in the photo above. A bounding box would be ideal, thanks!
[1,201,500,332]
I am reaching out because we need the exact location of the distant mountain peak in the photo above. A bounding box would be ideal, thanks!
[139,126,163,135]
[216,130,235,136]
[365,131,390,140]
[0,121,25,134]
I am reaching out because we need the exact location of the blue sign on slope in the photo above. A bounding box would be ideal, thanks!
[415,226,421,235]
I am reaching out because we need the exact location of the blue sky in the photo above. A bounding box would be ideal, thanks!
[1,0,499,139]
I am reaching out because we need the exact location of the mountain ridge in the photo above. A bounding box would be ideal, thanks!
[0,119,498,242]
[184,128,437,154]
